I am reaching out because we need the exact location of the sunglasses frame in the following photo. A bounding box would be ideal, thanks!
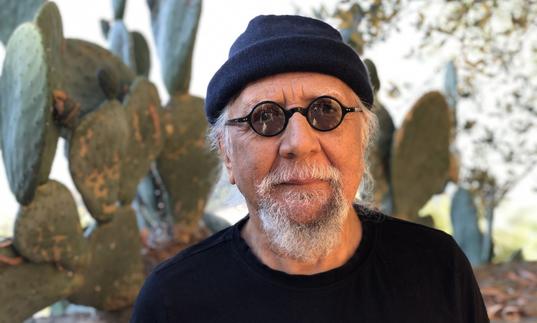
[225,95,362,137]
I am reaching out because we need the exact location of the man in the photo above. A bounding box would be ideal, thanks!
[131,15,489,322]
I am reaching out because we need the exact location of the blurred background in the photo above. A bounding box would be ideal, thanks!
[0,0,535,322]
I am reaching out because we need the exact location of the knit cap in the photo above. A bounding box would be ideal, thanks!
[205,15,373,124]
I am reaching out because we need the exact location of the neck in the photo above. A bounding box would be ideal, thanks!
[241,206,362,275]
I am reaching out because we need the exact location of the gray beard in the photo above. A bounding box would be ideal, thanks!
[256,165,350,263]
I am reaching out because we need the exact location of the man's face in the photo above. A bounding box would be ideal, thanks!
[222,72,367,225]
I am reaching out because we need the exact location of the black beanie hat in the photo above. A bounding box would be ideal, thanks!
[205,15,374,124]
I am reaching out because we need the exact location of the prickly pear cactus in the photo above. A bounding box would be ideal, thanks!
[112,0,127,20]
[0,0,44,44]
[14,180,87,270]
[391,91,451,221]
[157,94,220,231]
[148,0,202,94]
[444,60,458,110]
[62,38,135,119]
[364,58,380,93]
[119,77,164,203]
[450,186,484,266]
[108,21,136,71]
[0,22,59,205]
[68,206,145,310]
[69,100,129,222]
[0,262,80,322]
[131,31,151,77]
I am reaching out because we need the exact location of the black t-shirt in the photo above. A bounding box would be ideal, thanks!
[131,206,489,322]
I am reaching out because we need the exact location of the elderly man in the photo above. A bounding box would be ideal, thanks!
[131,15,489,323]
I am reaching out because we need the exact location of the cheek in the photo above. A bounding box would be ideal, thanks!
[229,136,277,200]
[324,126,366,200]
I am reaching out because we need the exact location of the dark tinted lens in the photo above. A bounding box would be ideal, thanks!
[250,102,285,136]
[308,97,343,130]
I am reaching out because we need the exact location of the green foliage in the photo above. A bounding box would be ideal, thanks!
[119,77,164,203]
[0,0,44,44]
[0,263,79,323]
[131,31,151,77]
[0,0,222,319]
[68,206,144,311]
[148,0,202,94]
[391,91,451,221]
[157,94,220,227]
[108,21,136,71]
[68,100,128,222]
[451,187,485,266]
[62,39,135,120]
[0,22,59,205]
[14,180,87,270]
[318,0,537,209]
[112,0,127,20]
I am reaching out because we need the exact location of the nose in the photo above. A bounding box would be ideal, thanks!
[278,112,320,159]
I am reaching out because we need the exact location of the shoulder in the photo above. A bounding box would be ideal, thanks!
[131,225,238,321]
[357,205,463,268]
[153,224,235,279]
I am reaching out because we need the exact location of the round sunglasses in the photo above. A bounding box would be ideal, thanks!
[225,96,362,137]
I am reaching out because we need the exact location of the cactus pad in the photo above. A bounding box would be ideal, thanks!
[451,187,483,266]
[69,100,129,222]
[149,0,201,94]
[156,94,220,228]
[119,77,164,203]
[131,31,151,77]
[0,23,59,205]
[0,262,80,322]
[364,58,380,93]
[444,61,458,109]
[34,1,64,90]
[0,0,44,44]
[68,206,144,311]
[391,91,450,220]
[14,180,87,270]
[112,0,127,20]
[62,39,135,119]
[108,21,136,71]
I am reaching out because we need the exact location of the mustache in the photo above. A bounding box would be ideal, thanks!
[256,163,342,195]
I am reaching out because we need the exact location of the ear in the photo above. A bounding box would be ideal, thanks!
[219,139,236,185]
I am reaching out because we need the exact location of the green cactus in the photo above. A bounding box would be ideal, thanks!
[119,77,164,203]
[69,100,129,222]
[68,206,144,311]
[450,187,484,266]
[108,21,136,71]
[0,0,224,318]
[1,182,144,320]
[390,91,451,221]
[148,0,202,94]
[0,22,59,205]
[97,66,120,101]
[62,38,135,120]
[131,31,151,77]
[156,94,220,231]
[13,180,88,270]
[112,0,127,20]
[364,58,380,93]
[0,262,80,323]
[0,0,44,44]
